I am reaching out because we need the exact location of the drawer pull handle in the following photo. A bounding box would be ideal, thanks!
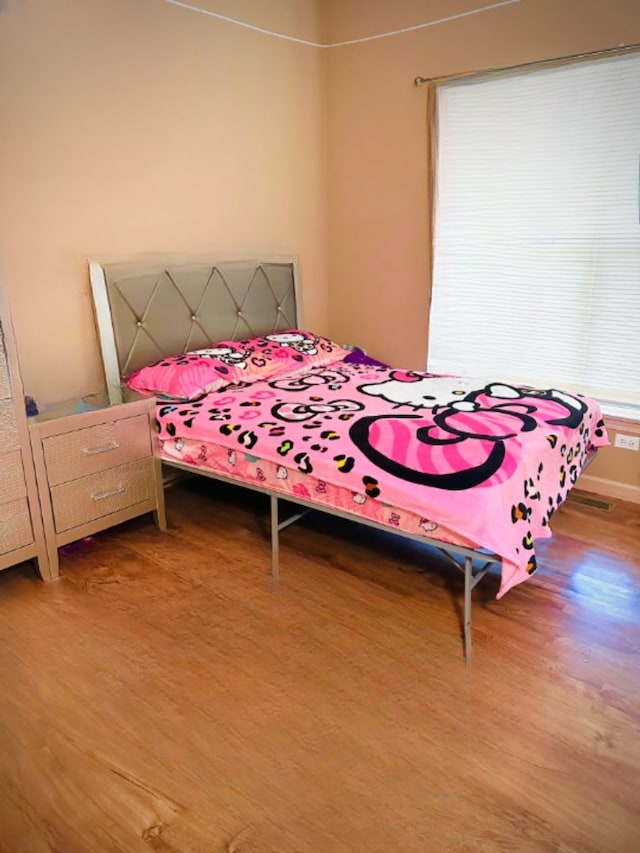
[91,485,125,502]
[83,441,120,456]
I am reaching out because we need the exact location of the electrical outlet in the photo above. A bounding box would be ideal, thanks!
[614,433,640,451]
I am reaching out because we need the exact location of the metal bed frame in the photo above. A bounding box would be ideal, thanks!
[163,458,498,666]
[89,256,501,665]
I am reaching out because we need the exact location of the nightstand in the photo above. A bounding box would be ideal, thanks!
[29,397,167,577]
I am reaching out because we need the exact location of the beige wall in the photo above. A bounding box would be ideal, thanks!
[1,0,638,499]
[579,420,640,503]
[0,0,328,405]
[326,0,640,500]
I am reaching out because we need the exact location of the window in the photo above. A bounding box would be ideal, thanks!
[428,51,640,419]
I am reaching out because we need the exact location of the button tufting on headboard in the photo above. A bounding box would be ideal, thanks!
[89,256,301,404]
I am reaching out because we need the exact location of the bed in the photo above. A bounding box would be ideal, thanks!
[89,256,609,664]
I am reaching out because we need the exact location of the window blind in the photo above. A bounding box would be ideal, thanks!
[428,51,640,416]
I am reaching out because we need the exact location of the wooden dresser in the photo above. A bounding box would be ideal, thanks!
[0,289,51,579]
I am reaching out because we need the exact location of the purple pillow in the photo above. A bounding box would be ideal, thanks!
[344,348,389,368]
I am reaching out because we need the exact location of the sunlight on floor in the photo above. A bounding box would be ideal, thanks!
[569,553,639,622]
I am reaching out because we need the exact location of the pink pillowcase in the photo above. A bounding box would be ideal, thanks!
[125,331,350,400]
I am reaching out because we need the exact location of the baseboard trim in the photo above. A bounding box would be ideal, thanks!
[578,473,640,505]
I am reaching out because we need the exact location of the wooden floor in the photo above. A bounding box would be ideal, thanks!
[0,480,638,853]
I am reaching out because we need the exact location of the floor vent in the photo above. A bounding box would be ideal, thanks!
[566,493,614,511]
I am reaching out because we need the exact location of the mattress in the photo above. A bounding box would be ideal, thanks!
[160,431,477,547]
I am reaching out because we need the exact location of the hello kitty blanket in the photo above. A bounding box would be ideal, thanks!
[155,362,608,597]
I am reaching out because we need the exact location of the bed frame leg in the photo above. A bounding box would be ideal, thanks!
[270,494,280,588]
[464,555,472,668]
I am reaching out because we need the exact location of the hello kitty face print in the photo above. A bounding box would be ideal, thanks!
[266,332,319,356]
[357,372,484,410]
[192,346,253,370]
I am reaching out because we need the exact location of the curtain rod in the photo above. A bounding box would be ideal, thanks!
[414,41,640,86]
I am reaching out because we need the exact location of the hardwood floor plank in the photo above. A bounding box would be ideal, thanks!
[0,481,638,852]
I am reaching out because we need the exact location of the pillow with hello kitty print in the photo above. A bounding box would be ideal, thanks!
[125,330,350,400]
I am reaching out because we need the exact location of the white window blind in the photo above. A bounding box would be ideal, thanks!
[428,51,640,417]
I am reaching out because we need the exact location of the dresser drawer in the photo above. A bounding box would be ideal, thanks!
[50,457,156,533]
[0,325,10,401]
[0,497,33,555]
[42,414,152,486]
[0,449,27,504]
[0,400,20,450]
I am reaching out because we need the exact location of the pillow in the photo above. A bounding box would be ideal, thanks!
[125,330,349,400]
[343,347,389,368]
[125,345,256,401]
[253,330,351,379]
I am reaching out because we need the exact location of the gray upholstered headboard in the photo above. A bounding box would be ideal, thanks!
[89,256,301,404]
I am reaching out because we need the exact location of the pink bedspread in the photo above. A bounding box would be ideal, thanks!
[155,363,608,597]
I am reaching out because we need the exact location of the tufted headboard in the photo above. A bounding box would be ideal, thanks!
[89,256,301,404]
